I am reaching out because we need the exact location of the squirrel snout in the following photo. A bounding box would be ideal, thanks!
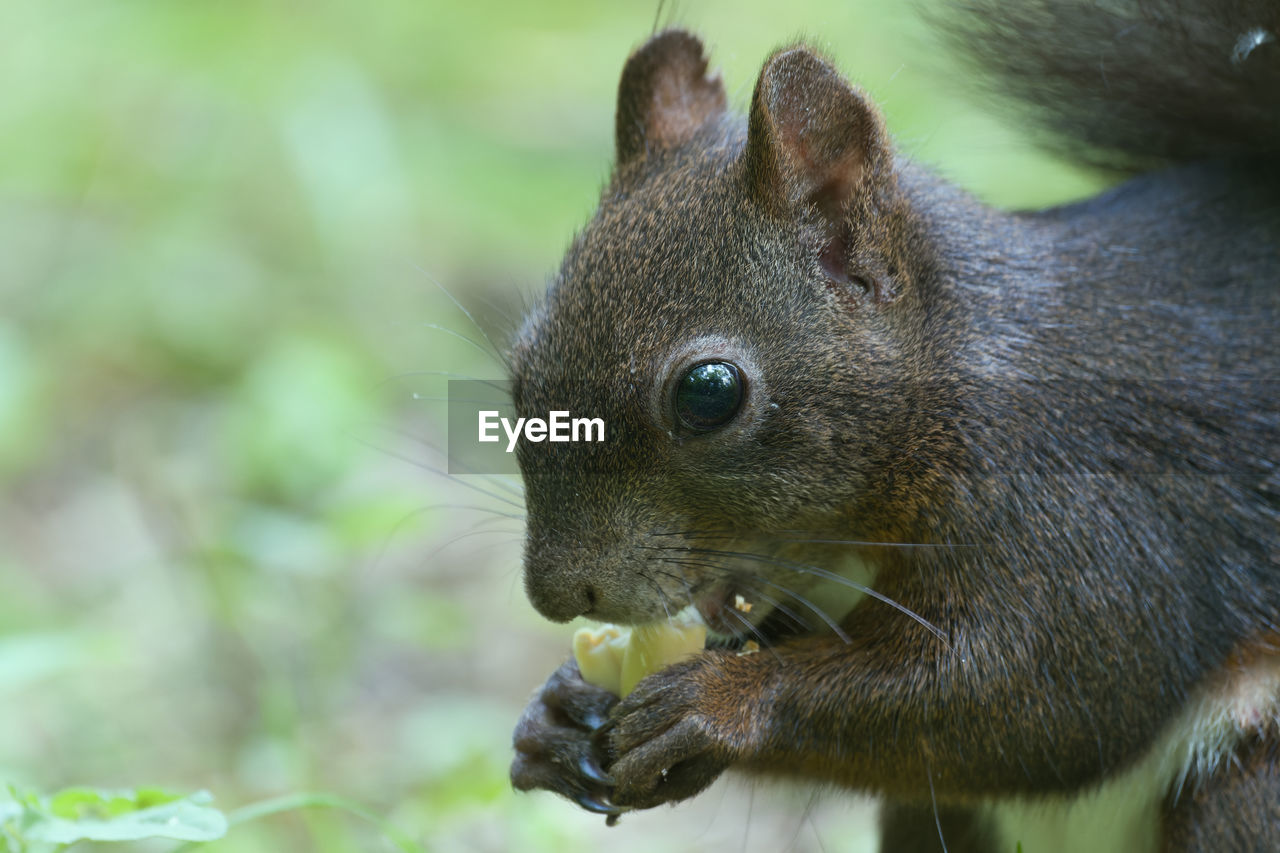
[523,566,595,623]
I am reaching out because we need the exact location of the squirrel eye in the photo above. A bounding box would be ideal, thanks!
[674,361,743,432]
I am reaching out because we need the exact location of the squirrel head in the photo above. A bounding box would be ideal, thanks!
[510,31,956,629]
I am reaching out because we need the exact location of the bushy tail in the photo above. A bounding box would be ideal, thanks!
[937,0,1280,171]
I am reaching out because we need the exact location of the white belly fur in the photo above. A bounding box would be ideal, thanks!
[983,651,1280,853]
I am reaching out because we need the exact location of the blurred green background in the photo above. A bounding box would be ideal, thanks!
[0,0,1103,850]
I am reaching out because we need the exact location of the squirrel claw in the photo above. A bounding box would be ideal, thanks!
[573,791,622,817]
[579,709,611,731]
[591,718,617,741]
[577,753,615,785]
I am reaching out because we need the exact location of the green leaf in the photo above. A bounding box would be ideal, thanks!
[19,788,227,844]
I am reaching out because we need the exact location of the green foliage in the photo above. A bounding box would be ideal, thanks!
[0,787,226,850]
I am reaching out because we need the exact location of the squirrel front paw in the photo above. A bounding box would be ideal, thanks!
[602,655,743,810]
[510,657,621,817]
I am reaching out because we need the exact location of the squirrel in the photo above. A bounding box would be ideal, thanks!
[504,0,1279,850]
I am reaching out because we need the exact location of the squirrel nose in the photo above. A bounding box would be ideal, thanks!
[523,562,596,622]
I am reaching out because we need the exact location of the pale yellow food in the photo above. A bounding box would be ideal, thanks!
[573,611,707,697]
[571,624,627,696]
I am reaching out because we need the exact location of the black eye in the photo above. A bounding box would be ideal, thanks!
[674,362,743,432]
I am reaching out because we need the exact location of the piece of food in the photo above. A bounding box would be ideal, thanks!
[572,624,627,696]
[573,610,707,697]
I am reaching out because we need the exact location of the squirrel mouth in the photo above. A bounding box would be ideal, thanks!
[693,581,825,648]
[694,583,776,644]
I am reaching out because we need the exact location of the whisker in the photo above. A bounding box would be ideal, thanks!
[927,762,950,853]
[420,323,507,366]
[797,788,829,853]
[414,502,525,520]
[424,524,524,561]
[651,562,767,653]
[473,290,519,331]
[412,262,511,371]
[649,529,741,538]
[731,586,813,635]
[651,560,771,649]
[772,532,975,550]
[725,608,785,664]
[648,529,971,550]
[655,545,948,647]
[650,551,851,643]
[649,561,698,613]
[363,504,439,577]
[406,395,507,405]
[636,567,677,622]
[369,426,525,498]
[359,440,527,511]
[444,534,524,564]
[654,557,814,635]
[378,370,509,395]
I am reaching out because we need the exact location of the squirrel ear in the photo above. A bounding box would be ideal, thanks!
[615,30,728,167]
[744,47,888,220]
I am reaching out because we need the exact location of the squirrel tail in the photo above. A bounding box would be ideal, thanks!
[938,0,1280,171]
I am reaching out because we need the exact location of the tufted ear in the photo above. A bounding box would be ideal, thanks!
[615,30,728,167]
[743,46,889,223]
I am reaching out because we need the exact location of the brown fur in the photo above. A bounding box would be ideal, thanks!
[508,1,1279,849]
